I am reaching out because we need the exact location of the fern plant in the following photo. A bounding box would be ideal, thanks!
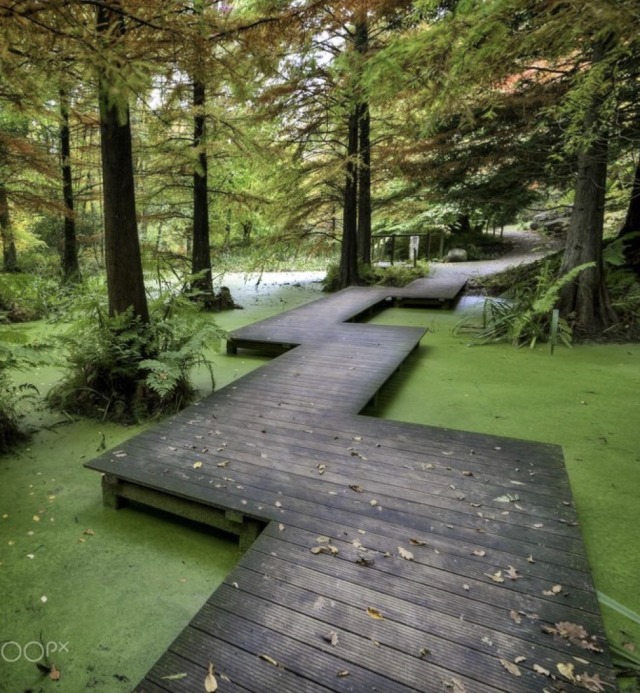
[0,330,45,453]
[455,261,594,348]
[47,290,225,423]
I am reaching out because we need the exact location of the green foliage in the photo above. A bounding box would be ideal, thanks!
[47,291,225,423]
[456,262,594,348]
[0,273,60,322]
[0,329,45,453]
[322,261,429,292]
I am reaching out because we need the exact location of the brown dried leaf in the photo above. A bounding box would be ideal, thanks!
[542,584,562,596]
[259,654,279,667]
[337,670,350,677]
[556,621,588,640]
[472,549,486,557]
[623,641,637,653]
[83,529,95,536]
[398,547,414,561]
[349,484,364,493]
[356,556,375,567]
[193,461,203,469]
[509,609,522,625]
[323,630,339,646]
[216,460,228,468]
[557,662,576,682]
[533,663,550,677]
[514,656,526,664]
[579,672,606,692]
[366,607,384,620]
[462,471,474,477]
[527,554,535,563]
[505,565,522,580]
[49,664,61,681]
[443,677,467,692]
[500,659,522,677]
[485,570,504,583]
[204,662,218,692]
[409,538,426,546]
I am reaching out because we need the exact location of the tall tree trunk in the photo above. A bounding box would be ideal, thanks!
[0,183,18,272]
[558,39,616,335]
[354,19,371,267]
[558,125,616,334]
[357,100,371,266]
[96,3,149,322]
[338,107,360,289]
[617,151,640,274]
[191,76,214,301]
[59,86,81,283]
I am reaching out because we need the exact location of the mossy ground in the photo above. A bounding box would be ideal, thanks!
[1,276,638,691]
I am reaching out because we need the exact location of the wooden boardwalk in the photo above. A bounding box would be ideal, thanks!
[86,277,615,693]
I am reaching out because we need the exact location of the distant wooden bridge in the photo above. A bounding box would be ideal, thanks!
[86,275,615,692]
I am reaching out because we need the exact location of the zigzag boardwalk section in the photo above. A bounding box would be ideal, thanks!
[85,278,615,693]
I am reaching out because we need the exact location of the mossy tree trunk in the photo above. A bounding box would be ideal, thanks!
[96,3,149,323]
[0,182,18,272]
[617,151,640,274]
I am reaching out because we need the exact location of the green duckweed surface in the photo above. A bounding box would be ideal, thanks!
[1,275,638,691]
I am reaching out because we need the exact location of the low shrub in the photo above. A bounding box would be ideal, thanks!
[47,292,225,423]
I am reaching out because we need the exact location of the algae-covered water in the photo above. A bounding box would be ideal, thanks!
[1,272,639,691]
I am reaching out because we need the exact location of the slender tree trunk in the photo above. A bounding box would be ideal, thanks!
[96,3,149,322]
[338,107,360,289]
[357,100,371,266]
[191,76,214,301]
[354,19,371,267]
[0,183,18,272]
[59,86,81,283]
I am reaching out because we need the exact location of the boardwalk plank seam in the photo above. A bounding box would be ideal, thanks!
[85,277,615,692]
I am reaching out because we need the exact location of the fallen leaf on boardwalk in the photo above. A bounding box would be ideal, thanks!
[216,460,228,468]
[510,610,522,625]
[310,544,339,556]
[527,555,535,563]
[162,673,188,680]
[317,464,326,475]
[259,654,279,667]
[366,607,384,620]
[462,584,470,591]
[204,662,218,692]
[419,647,431,657]
[193,461,203,469]
[443,677,466,692]
[485,570,504,583]
[472,549,486,557]
[556,622,588,640]
[557,662,576,682]
[409,538,426,546]
[49,664,61,681]
[533,664,550,676]
[398,547,414,561]
[461,471,474,477]
[369,499,378,507]
[275,501,282,508]
[352,436,363,442]
[316,536,331,544]
[356,556,375,567]
[349,484,364,493]
[500,659,522,677]
[505,565,522,580]
[543,584,563,596]
[579,672,606,692]
[533,523,544,528]
[337,670,350,677]
[494,493,519,503]
[514,656,526,664]
[278,523,285,532]
[322,631,339,646]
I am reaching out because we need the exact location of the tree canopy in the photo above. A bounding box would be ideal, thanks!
[0,0,638,335]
